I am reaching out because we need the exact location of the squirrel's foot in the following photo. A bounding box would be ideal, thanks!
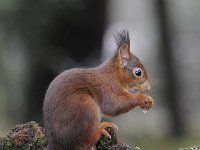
[102,129,111,139]
[99,122,118,139]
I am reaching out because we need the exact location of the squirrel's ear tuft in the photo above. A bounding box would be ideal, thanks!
[114,29,130,49]
[114,29,131,67]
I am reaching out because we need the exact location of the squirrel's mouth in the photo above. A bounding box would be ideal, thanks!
[128,80,151,94]
[128,87,149,94]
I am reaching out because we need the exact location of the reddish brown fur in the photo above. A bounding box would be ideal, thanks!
[43,30,153,150]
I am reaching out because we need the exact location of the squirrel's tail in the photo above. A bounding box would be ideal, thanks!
[46,136,76,150]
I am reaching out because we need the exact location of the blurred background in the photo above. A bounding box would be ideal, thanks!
[0,0,200,149]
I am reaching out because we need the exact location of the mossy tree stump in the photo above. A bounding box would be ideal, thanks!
[1,121,199,150]
[0,121,135,150]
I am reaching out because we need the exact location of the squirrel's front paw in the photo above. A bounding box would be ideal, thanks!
[140,95,154,110]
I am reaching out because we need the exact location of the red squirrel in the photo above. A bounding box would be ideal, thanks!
[43,29,153,150]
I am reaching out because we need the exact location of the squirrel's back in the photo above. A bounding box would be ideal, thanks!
[43,67,105,150]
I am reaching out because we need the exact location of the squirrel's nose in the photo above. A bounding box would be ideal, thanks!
[146,81,151,91]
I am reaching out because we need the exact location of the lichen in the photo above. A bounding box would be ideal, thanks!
[0,121,47,150]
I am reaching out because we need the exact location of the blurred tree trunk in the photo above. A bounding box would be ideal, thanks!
[156,0,185,136]
[13,0,107,122]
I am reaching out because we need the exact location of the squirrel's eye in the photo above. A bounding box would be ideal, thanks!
[133,68,143,78]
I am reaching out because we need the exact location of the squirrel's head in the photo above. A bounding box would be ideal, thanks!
[114,29,151,93]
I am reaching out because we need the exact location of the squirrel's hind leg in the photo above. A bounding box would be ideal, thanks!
[80,122,118,149]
